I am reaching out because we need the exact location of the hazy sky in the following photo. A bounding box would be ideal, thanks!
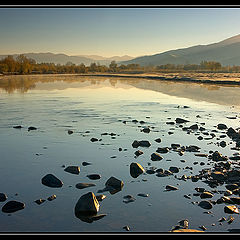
[1,7,240,57]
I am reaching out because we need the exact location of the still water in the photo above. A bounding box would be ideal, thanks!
[0,74,240,233]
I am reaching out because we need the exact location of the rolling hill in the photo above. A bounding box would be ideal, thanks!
[121,34,240,66]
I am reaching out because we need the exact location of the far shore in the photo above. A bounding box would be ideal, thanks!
[1,72,240,86]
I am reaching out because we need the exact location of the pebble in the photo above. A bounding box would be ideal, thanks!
[123,195,136,203]
[0,193,7,202]
[28,126,37,131]
[35,198,46,205]
[86,174,101,180]
[151,153,163,161]
[90,137,98,142]
[137,193,149,197]
[82,161,92,166]
[75,183,96,189]
[123,225,130,231]
[47,194,56,201]
[165,185,178,191]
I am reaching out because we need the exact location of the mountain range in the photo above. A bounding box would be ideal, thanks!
[121,34,240,66]
[0,52,134,66]
[1,34,240,67]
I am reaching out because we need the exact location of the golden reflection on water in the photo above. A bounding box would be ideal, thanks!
[0,74,240,107]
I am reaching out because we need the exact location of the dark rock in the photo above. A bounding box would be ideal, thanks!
[230,197,240,205]
[13,125,23,129]
[137,193,149,197]
[141,127,150,133]
[134,150,143,157]
[82,161,92,166]
[151,153,163,161]
[156,147,169,154]
[185,145,200,152]
[146,169,156,174]
[171,143,180,149]
[200,191,214,199]
[123,195,135,203]
[64,166,80,175]
[87,174,101,180]
[132,140,140,148]
[0,193,7,202]
[75,183,96,189]
[105,176,124,190]
[28,126,37,131]
[139,140,151,147]
[74,192,99,214]
[210,151,228,162]
[226,184,239,191]
[219,141,227,148]
[47,194,56,201]
[123,225,130,231]
[224,205,239,214]
[198,200,213,209]
[217,123,228,130]
[189,124,198,130]
[165,185,178,191]
[2,200,25,213]
[90,138,98,142]
[154,138,162,143]
[176,118,189,124]
[169,166,179,173]
[130,162,145,178]
[34,198,46,205]
[41,174,63,188]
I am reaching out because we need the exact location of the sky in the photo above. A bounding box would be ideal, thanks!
[1,6,240,57]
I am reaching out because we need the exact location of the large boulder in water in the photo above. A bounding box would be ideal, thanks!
[74,192,100,214]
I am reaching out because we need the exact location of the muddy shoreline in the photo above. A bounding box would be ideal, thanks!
[75,73,240,86]
[2,72,240,86]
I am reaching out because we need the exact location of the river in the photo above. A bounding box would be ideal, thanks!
[0,74,240,233]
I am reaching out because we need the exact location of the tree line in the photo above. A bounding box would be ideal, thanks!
[1,54,240,75]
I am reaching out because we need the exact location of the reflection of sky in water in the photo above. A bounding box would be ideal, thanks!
[0,75,240,232]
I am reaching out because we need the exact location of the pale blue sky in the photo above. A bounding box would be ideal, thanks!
[1,7,240,57]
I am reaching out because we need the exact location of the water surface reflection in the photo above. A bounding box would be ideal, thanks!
[1,74,240,107]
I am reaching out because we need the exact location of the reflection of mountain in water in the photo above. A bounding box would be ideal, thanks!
[0,75,240,106]
[125,79,240,106]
